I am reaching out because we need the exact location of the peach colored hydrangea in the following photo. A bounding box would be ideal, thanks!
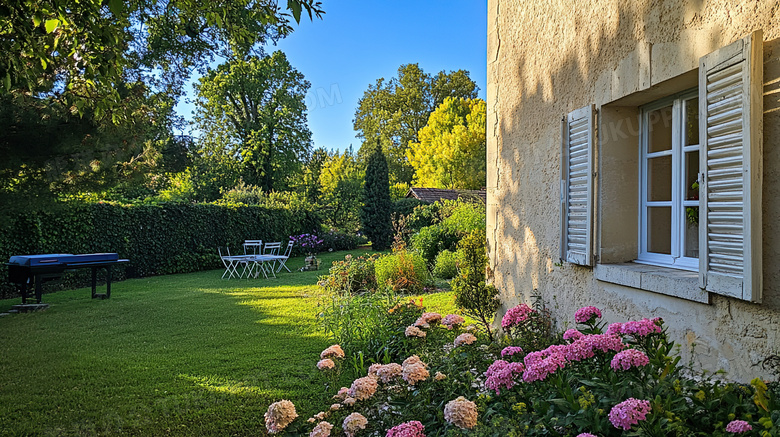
[330,403,341,411]
[420,312,442,324]
[343,412,368,437]
[348,376,378,401]
[310,421,334,437]
[405,326,427,337]
[368,363,383,378]
[320,344,345,359]
[442,314,465,327]
[444,397,478,429]
[402,362,429,385]
[333,387,349,401]
[434,372,447,381]
[454,333,477,347]
[413,318,430,329]
[317,358,335,370]
[402,355,424,367]
[265,400,298,434]
[343,397,357,406]
[377,363,403,383]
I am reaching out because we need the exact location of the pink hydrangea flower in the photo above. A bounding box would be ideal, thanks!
[576,434,598,437]
[563,329,584,341]
[574,306,602,323]
[609,398,652,430]
[608,318,662,337]
[501,303,535,329]
[386,420,426,437]
[501,346,523,357]
[522,352,566,382]
[485,359,525,394]
[454,333,477,347]
[725,420,753,433]
[610,349,650,371]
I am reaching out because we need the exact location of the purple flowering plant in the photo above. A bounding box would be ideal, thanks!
[290,233,324,256]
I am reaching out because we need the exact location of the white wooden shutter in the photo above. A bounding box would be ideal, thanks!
[560,105,595,266]
[698,30,763,303]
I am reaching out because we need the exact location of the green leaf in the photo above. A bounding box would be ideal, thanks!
[44,19,59,33]
[4,72,10,91]
[287,0,302,23]
[107,0,123,17]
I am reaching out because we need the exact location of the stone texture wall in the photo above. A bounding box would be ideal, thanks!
[487,0,780,381]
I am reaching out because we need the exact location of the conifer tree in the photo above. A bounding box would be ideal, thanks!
[361,141,393,250]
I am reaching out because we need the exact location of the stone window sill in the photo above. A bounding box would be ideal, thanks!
[594,263,710,304]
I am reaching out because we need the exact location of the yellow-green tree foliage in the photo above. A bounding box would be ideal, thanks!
[406,97,486,189]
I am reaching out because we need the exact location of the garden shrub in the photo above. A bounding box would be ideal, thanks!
[318,254,379,295]
[409,225,459,266]
[280,302,780,437]
[441,201,486,235]
[452,229,499,337]
[432,249,459,279]
[374,250,434,294]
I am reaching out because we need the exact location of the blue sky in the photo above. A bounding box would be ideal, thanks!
[177,1,487,152]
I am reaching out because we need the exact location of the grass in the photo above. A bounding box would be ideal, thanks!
[0,249,459,436]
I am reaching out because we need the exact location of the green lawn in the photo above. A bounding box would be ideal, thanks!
[0,249,458,436]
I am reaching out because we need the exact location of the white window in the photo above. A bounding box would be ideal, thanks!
[637,90,700,271]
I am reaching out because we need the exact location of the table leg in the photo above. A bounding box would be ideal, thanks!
[106,266,112,298]
[91,267,98,298]
[34,274,43,304]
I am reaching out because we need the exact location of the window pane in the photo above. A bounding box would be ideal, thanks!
[648,207,672,254]
[685,98,699,146]
[685,151,699,200]
[649,155,672,201]
[684,207,699,258]
[648,105,673,153]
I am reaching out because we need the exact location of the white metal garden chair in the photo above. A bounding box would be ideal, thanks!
[262,242,282,276]
[276,240,294,273]
[218,247,251,279]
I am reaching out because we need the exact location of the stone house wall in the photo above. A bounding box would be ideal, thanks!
[487,0,780,381]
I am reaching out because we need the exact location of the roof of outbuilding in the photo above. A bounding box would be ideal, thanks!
[405,187,486,204]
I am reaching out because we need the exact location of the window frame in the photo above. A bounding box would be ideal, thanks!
[636,88,699,271]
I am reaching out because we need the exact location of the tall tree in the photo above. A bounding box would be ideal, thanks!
[407,97,487,189]
[353,64,479,184]
[194,51,312,191]
[361,141,393,250]
[0,0,324,116]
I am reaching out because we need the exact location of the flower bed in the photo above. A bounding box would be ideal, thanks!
[266,303,780,436]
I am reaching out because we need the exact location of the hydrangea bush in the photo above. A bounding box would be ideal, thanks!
[266,303,779,437]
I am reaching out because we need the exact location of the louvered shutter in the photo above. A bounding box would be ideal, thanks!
[560,105,595,266]
[698,30,763,302]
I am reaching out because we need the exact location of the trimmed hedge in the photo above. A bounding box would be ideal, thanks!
[0,202,321,295]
